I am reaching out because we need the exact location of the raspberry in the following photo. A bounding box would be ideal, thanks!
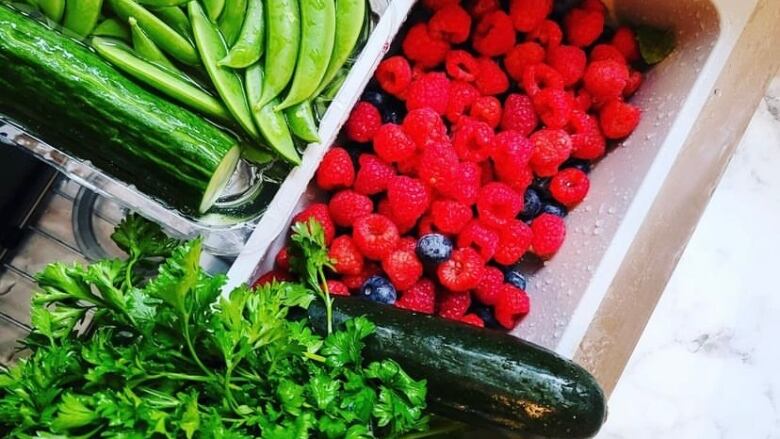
[431,200,472,234]
[474,57,509,96]
[445,50,480,82]
[501,94,538,136]
[509,0,552,32]
[402,108,449,148]
[568,111,606,160]
[480,160,495,186]
[418,142,459,192]
[546,45,587,86]
[293,203,335,245]
[624,69,643,98]
[550,168,590,207]
[590,44,626,64]
[253,270,293,288]
[564,8,604,48]
[396,237,417,253]
[492,130,534,183]
[329,235,365,276]
[346,102,382,143]
[437,291,472,320]
[316,147,355,190]
[527,19,563,48]
[422,0,458,10]
[599,99,641,139]
[581,0,607,13]
[395,278,436,314]
[469,96,502,129]
[441,161,482,205]
[353,214,400,261]
[469,0,500,18]
[328,190,373,228]
[473,10,515,57]
[494,219,533,265]
[387,175,430,224]
[382,249,423,290]
[457,220,499,261]
[612,26,640,62]
[529,129,573,177]
[402,23,449,69]
[417,215,435,236]
[506,165,534,195]
[477,182,523,229]
[474,266,504,305]
[445,81,480,124]
[353,154,395,195]
[574,89,593,112]
[583,60,629,99]
[373,123,416,163]
[326,280,350,296]
[437,247,484,292]
[452,119,495,163]
[376,56,413,97]
[396,153,421,176]
[342,263,381,291]
[429,4,472,44]
[275,246,290,271]
[460,314,485,327]
[494,285,530,329]
[406,72,450,115]
[522,63,564,96]
[505,42,546,82]
[530,213,566,258]
[532,88,573,129]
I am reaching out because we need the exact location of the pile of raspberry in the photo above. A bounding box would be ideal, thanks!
[261,0,644,330]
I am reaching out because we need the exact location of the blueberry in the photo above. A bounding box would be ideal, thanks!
[542,201,568,218]
[562,158,592,174]
[360,276,397,304]
[504,270,527,291]
[416,233,453,265]
[471,305,501,329]
[531,177,552,199]
[519,188,543,221]
[382,108,403,124]
[361,90,386,108]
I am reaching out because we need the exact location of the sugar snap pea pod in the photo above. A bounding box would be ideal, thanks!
[217,0,246,47]
[63,0,103,36]
[218,0,263,68]
[135,0,188,6]
[245,64,301,164]
[93,18,131,40]
[189,0,259,139]
[275,0,335,111]
[92,37,231,121]
[129,17,178,70]
[151,5,192,39]
[257,0,299,107]
[202,0,224,20]
[312,0,364,97]
[108,0,199,64]
[284,100,319,143]
[38,0,64,22]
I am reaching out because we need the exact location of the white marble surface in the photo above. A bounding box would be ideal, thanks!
[601,73,780,438]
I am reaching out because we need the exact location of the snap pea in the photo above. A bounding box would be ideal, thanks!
[218,0,263,68]
[245,63,301,164]
[257,0,299,107]
[151,5,192,39]
[108,0,199,64]
[129,16,177,70]
[202,0,224,20]
[135,0,188,6]
[62,0,103,36]
[93,18,131,40]
[284,100,319,143]
[38,0,64,22]
[189,0,259,139]
[312,0,364,97]
[275,0,335,110]
[217,0,246,47]
[92,37,231,121]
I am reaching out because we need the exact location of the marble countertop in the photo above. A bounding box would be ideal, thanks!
[601,72,780,437]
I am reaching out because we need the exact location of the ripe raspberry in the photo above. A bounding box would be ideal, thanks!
[253,270,293,288]
[437,247,484,292]
[429,4,472,44]
[505,42,546,82]
[492,130,534,182]
[624,69,643,98]
[417,215,435,236]
[353,154,395,195]
[406,72,450,115]
[418,142,459,193]
[564,8,604,48]
[402,23,449,69]
[590,44,626,64]
[329,235,365,276]
[328,190,373,228]
[457,220,499,261]
[395,278,436,314]
[431,200,472,234]
[353,214,400,261]
[376,56,413,97]
[374,123,416,163]
[612,26,640,62]
[528,19,563,48]
[469,0,500,18]
[480,160,496,186]
[600,99,641,139]
[583,60,629,99]
[452,119,495,163]
[494,284,530,329]
[477,182,524,229]
[546,45,587,86]
[437,291,472,320]
[422,0,458,10]
[532,88,574,129]
[530,129,573,177]
[445,50,480,82]
[346,102,382,143]
[530,213,566,259]
[506,165,534,195]
[522,63,564,96]
[473,10,515,57]
[568,111,606,160]
[402,108,449,149]
[396,153,421,176]
[382,249,423,290]
[445,81,480,124]
[326,280,350,296]
[275,246,290,271]
[509,0,552,32]
[474,57,509,96]
[550,168,590,207]
[441,161,482,205]
[581,0,607,13]
[293,203,335,245]
[387,176,430,224]
[474,266,504,305]
[460,314,485,327]
[342,263,381,291]
[574,89,593,112]
[501,94,538,136]
[316,147,355,190]
[396,237,417,253]
[494,219,533,265]
[469,96,502,129]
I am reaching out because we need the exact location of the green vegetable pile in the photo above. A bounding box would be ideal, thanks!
[0,215,428,438]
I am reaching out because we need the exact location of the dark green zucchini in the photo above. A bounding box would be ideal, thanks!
[308,298,607,438]
[0,4,241,214]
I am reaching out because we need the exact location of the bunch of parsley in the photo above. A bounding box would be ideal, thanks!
[0,215,429,438]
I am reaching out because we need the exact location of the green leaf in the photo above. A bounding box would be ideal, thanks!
[308,373,340,410]
[277,380,306,416]
[178,392,200,439]
[84,259,127,311]
[636,25,676,65]
[34,262,98,305]
[111,214,181,260]
[51,394,97,432]
[144,239,202,316]
[321,317,375,369]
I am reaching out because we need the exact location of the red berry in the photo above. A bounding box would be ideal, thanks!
[417,215,435,236]
[546,45,587,86]
[429,4,472,44]
[437,247,484,292]
[590,44,626,64]
[530,129,573,177]
[452,119,495,163]
[374,123,416,163]
[418,142,459,193]
[469,96,502,129]
[395,278,436,314]
[382,249,423,290]
[403,23,449,68]
[316,147,354,190]
[346,102,382,143]
[522,63,564,96]
[328,190,373,228]
[568,111,606,160]
[584,60,629,99]
[406,72,451,115]
[477,182,524,229]
[457,220,499,261]
[473,10,515,57]
[460,314,485,327]
[494,219,533,265]
[505,42,546,82]
[293,203,335,245]
[550,168,590,207]
[275,246,290,271]
[474,57,509,96]
[501,94,538,136]
[437,290,472,320]
[376,56,413,97]
[387,175,430,225]
[581,0,607,13]
[441,161,482,205]
[532,88,573,129]
[329,235,365,276]
[253,270,293,288]
[469,0,500,18]
[564,8,604,48]
[396,237,417,253]
[492,130,534,182]
[431,200,472,234]
[326,280,350,296]
[353,154,395,195]
[509,0,552,32]
[342,263,381,291]
[574,89,593,112]
[474,266,504,305]
[445,80,480,124]
[599,99,641,139]
[612,26,640,62]
[402,108,449,149]
[422,0,458,11]
[624,69,643,98]
[506,165,535,195]
[530,213,566,259]
[527,19,563,48]
[445,50,480,82]
[353,214,400,261]
[494,285,530,329]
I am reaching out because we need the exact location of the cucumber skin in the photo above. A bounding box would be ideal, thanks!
[308,298,607,438]
[0,5,239,214]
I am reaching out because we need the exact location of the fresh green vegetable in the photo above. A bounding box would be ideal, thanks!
[246,63,301,164]
[313,0,364,96]
[62,0,103,36]
[217,0,246,47]
[276,0,336,110]
[37,0,63,22]
[308,298,608,438]
[151,5,191,39]
[219,0,263,68]
[135,0,188,7]
[93,17,131,40]
[202,0,224,21]
[129,16,177,69]
[636,25,676,65]
[257,0,299,107]
[0,215,429,438]
[0,5,240,214]
[285,99,320,143]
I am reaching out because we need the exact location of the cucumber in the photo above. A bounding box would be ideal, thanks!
[0,5,240,214]
[307,298,607,438]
